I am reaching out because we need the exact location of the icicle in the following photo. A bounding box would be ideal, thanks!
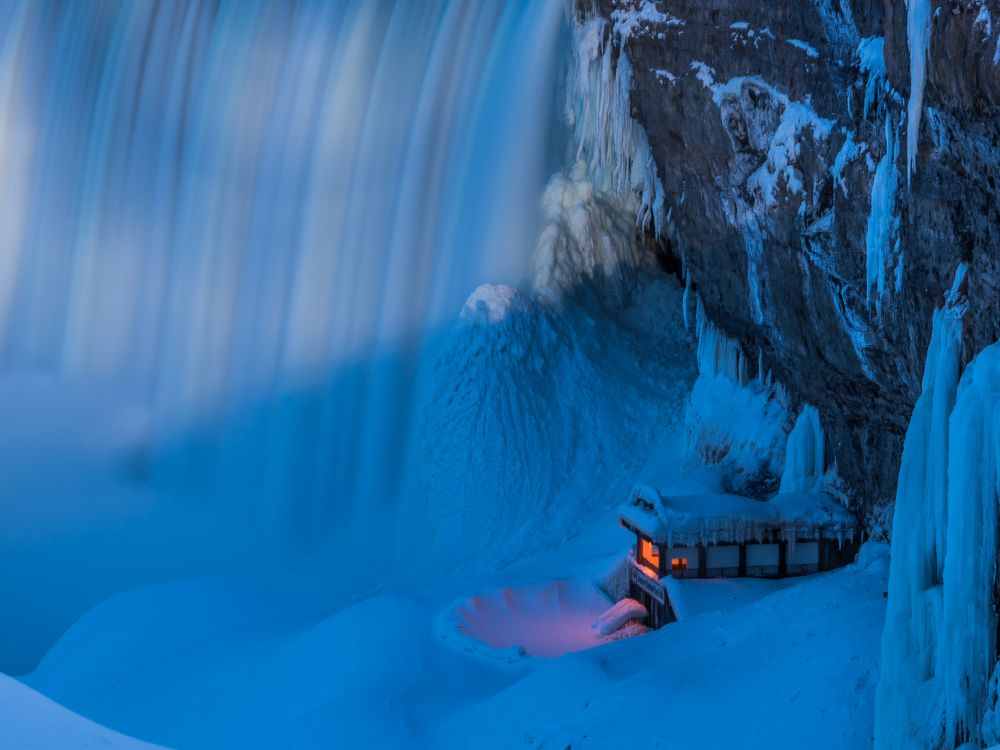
[866,114,902,311]
[779,404,825,494]
[905,0,932,184]
[682,272,692,331]
[695,298,748,384]
[857,37,886,120]
[569,16,667,238]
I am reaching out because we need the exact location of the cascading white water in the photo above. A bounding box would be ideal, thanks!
[0,0,568,540]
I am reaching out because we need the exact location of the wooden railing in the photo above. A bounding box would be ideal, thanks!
[745,565,780,577]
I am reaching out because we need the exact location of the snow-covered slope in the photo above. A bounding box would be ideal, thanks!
[421,274,695,565]
[18,541,887,750]
[434,544,889,749]
[0,673,160,749]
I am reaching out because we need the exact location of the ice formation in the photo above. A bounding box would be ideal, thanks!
[787,39,820,59]
[939,340,1000,746]
[866,114,903,310]
[569,17,667,240]
[532,161,653,307]
[779,405,825,494]
[857,36,886,119]
[975,4,992,44]
[905,0,932,183]
[684,299,789,486]
[875,265,974,749]
[831,131,863,197]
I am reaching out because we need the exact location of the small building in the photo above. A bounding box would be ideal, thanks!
[619,483,859,629]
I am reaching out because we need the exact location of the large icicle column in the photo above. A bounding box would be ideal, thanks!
[874,284,962,749]
[940,342,1000,747]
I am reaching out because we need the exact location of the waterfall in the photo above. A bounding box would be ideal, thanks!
[0,0,569,542]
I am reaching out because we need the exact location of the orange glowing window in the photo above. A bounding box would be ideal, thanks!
[639,538,660,569]
[671,557,688,572]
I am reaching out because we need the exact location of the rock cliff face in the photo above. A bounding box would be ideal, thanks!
[580,0,1000,522]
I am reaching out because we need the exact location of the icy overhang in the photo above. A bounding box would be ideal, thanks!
[619,483,855,548]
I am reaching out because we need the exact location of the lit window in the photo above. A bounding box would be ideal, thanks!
[639,538,660,569]
[671,557,688,572]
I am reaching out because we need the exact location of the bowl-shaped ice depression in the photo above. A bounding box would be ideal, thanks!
[450,579,614,659]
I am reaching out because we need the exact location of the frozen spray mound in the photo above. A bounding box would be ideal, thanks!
[448,579,613,659]
[420,275,695,564]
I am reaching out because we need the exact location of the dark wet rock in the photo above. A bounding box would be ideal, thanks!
[580,0,1000,523]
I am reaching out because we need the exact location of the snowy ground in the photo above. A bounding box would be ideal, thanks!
[434,546,888,749]
[0,674,162,749]
[14,527,888,750]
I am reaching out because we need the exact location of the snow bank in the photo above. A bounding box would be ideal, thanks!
[29,581,437,749]
[422,275,694,564]
[0,674,160,749]
[436,552,889,749]
[662,576,789,620]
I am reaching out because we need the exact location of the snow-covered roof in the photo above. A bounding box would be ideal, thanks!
[619,483,856,547]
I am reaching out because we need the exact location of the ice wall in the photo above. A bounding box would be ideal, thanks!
[875,266,980,748]
[940,341,1000,746]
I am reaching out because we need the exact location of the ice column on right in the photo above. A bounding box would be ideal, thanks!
[875,267,965,750]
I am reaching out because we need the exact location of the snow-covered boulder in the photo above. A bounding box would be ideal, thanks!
[592,597,648,635]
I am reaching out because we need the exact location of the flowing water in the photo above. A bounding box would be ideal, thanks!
[0,0,569,540]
